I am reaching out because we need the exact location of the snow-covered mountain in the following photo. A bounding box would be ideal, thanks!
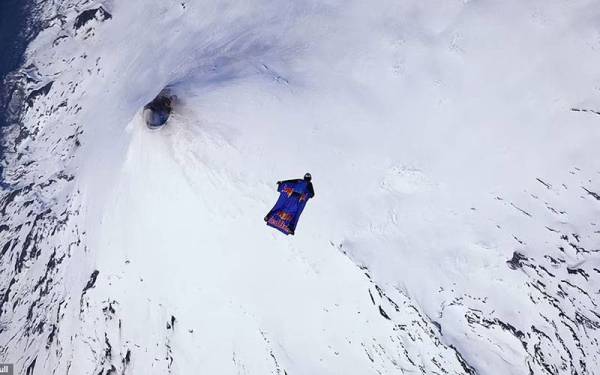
[1,0,599,374]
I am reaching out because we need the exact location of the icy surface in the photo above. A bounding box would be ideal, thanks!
[1,0,600,374]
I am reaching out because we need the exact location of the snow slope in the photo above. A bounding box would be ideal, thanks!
[1,0,600,374]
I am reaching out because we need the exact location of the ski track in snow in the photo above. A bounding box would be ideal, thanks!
[1,0,600,374]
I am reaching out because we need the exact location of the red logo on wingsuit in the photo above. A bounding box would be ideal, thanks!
[268,217,292,233]
[299,194,307,202]
[278,211,293,221]
[283,187,294,197]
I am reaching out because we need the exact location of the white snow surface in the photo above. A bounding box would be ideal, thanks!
[1,0,600,374]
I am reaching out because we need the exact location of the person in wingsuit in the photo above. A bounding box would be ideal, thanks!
[264,173,315,235]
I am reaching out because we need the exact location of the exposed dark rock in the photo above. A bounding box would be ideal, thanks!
[507,251,528,270]
[449,345,477,375]
[378,305,391,320]
[102,300,116,317]
[80,270,99,312]
[167,315,176,329]
[510,203,532,217]
[46,324,57,349]
[1,240,12,257]
[0,277,17,317]
[82,270,99,293]
[566,267,589,281]
[104,333,112,359]
[26,81,53,107]
[536,178,551,189]
[582,187,600,201]
[74,7,112,30]
[571,107,600,116]
[25,357,36,375]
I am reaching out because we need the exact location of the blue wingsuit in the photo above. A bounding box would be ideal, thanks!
[265,178,315,235]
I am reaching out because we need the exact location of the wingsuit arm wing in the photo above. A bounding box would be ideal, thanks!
[277,179,301,192]
[278,179,300,185]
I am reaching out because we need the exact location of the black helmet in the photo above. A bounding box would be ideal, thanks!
[304,173,312,181]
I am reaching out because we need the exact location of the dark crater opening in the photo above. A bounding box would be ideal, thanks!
[143,89,174,129]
